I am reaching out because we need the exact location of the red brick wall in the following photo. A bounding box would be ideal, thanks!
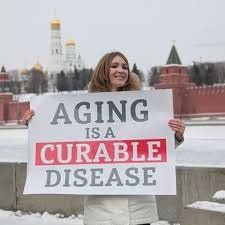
[0,93,13,103]
[7,101,30,123]
[0,101,4,124]
[0,92,30,123]
[181,85,225,117]
[160,66,188,75]
[155,64,225,118]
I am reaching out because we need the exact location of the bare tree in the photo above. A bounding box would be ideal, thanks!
[26,68,48,94]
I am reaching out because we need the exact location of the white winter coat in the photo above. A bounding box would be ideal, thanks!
[84,195,158,225]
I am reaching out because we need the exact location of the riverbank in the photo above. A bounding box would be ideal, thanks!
[184,117,225,126]
[0,124,27,129]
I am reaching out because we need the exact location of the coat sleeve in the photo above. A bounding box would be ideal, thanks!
[175,134,184,148]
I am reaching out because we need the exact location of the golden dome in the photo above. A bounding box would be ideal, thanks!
[33,62,43,71]
[50,18,60,25]
[66,39,75,46]
[51,18,61,30]
[20,68,29,75]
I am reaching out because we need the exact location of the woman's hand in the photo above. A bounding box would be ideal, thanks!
[168,119,185,142]
[22,109,35,125]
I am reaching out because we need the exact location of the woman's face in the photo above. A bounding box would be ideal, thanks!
[109,55,129,91]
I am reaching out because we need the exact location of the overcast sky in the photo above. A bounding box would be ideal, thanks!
[0,0,225,72]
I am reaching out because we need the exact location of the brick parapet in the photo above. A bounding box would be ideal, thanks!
[0,92,30,123]
[6,101,30,123]
[0,101,4,124]
[155,62,225,118]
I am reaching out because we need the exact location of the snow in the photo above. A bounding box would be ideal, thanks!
[0,209,174,225]
[186,201,225,214]
[14,90,87,102]
[213,190,225,200]
[0,210,83,225]
[0,129,28,162]
[175,124,225,167]
[176,138,225,167]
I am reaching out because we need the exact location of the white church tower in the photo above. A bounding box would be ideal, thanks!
[49,18,63,76]
[64,39,76,73]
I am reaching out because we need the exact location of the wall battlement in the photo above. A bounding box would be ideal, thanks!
[0,94,29,124]
[155,64,225,118]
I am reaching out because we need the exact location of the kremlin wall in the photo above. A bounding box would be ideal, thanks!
[154,45,225,119]
[0,66,29,124]
[1,44,225,125]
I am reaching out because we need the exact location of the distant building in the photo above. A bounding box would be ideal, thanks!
[0,66,10,92]
[48,19,84,74]
[64,39,76,73]
[20,68,30,93]
[49,18,63,76]
[155,45,225,119]
[48,17,84,91]
[76,53,84,71]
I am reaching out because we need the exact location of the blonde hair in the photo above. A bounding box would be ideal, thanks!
[89,52,131,92]
[129,72,142,91]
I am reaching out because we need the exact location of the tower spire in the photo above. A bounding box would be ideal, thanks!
[49,16,63,75]
[166,44,182,65]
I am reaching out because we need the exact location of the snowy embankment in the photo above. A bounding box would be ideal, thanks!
[213,190,225,200]
[0,209,173,225]
[0,210,83,225]
[176,124,225,167]
[186,201,225,214]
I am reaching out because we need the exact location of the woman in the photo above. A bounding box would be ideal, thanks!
[23,51,185,225]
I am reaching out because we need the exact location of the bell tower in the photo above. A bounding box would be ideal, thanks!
[64,39,76,72]
[49,17,63,76]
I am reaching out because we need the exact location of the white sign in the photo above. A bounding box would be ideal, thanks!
[24,90,176,195]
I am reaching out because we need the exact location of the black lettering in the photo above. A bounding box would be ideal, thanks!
[95,101,104,123]
[50,103,72,125]
[107,100,127,123]
[74,169,88,187]
[74,102,91,124]
[105,168,123,186]
[142,167,156,186]
[125,167,140,186]
[104,127,115,138]
[45,170,61,187]
[92,127,100,138]
[63,169,71,187]
[131,99,148,122]
[90,168,104,186]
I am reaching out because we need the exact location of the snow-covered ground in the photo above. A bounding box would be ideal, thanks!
[0,210,84,225]
[0,209,173,225]
[0,129,27,162]
[176,124,225,167]
[186,201,225,214]
[0,125,225,166]
[213,190,225,200]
